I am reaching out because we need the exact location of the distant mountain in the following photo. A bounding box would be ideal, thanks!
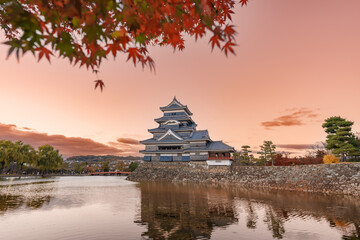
[66,155,141,162]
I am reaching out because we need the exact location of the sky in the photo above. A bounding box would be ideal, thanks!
[1,0,360,157]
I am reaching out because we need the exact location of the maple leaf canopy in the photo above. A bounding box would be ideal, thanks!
[0,0,249,89]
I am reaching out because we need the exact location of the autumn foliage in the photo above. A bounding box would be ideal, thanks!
[0,0,249,89]
[323,155,340,164]
[267,154,323,166]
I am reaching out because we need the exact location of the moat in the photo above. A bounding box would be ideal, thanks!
[0,176,359,239]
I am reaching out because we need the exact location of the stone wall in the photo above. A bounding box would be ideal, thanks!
[127,162,360,196]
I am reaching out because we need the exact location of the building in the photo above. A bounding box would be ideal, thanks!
[140,97,235,166]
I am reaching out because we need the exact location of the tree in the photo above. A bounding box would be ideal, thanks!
[0,140,15,170]
[61,161,69,173]
[37,144,63,173]
[129,161,139,172]
[258,141,277,166]
[102,160,110,172]
[0,0,249,89]
[323,155,339,164]
[322,117,360,161]
[115,161,126,171]
[0,140,65,173]
[240,145,252,162]
[73,162,86,174]
[14,141,37,170]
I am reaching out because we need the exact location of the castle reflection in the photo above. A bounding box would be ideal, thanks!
[0,178,359,240]
[137,182,238,239]
[137,182,360,240]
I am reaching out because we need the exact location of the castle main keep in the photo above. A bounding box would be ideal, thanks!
[140,97,235,166]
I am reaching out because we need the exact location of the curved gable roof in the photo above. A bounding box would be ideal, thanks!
[160,97,192,115]
[157,129,183,141]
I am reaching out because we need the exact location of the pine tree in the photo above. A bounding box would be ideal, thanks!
[322,116,360,161]
[258,141,277,166]
[240,145,252,163]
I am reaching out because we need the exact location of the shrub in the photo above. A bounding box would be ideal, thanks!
[129,162,139,172]
[267,154,323,166]
[323,155,340,164]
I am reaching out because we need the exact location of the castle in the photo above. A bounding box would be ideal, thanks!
[140,97,235,165]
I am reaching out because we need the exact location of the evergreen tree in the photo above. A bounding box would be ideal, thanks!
[102,160,110,172]
[322,117,360,161]
[129,162,139,172]
[240,145,252,162]
[258,141,277,166]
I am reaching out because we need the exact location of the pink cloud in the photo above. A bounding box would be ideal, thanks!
[116,138,140,145]
[0,123,138,156]
[261,108,319,129]
[277,144,315,150]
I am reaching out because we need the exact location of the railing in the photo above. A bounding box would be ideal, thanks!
[208,157,233,160]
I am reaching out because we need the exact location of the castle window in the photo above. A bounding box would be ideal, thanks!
[159,146,182,150]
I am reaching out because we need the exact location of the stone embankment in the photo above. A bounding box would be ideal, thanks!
[127,162,360,196]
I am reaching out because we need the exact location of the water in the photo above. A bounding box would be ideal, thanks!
[0,176,359,240]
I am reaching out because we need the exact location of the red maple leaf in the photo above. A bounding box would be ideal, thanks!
[240,0,248,6]
[94,79,105,92]
[222,41,236,56]
[105,42,123,57]
[126,48,142,65]
[35,46,53,62]
[224,25,236,40]
[209,35,222,51]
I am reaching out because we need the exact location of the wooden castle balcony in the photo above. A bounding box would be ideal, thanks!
[208,156,233,160]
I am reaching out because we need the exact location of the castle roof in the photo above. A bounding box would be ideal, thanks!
[141,129,186,144]
[154,115,193,123]
[188,130,210,141]
[207,141,235,152]
[160,97,192,115]
[140,138,185,144]
[148,125,196,133]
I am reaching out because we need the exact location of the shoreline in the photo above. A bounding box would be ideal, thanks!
[127,162,360,196]
[0,173,96,179]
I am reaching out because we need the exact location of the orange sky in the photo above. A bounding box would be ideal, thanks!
[1,0,360,157]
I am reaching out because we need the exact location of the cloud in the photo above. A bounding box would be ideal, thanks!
[0,123,139,156]
[116,138,140,145]
[277,144,315,150]
[108,137,142,156]
[261,108,318,129]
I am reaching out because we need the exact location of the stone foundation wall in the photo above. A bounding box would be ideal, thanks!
[127,162,360,196]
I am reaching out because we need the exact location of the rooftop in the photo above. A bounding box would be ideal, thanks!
[154,115,193,123]
[188,130,210,141]
[207,141,235,152]
[148,125,196,133]
[159,97,192,115]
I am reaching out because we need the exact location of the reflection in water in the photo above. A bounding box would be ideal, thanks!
[264,206,285,239]
[245,202,257,229]
[0,180,54,214]
[0,195,24,213]
[137,182,238,239]
[0,177,359,240]
[137,182,360,240]
[26,195,51,209]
